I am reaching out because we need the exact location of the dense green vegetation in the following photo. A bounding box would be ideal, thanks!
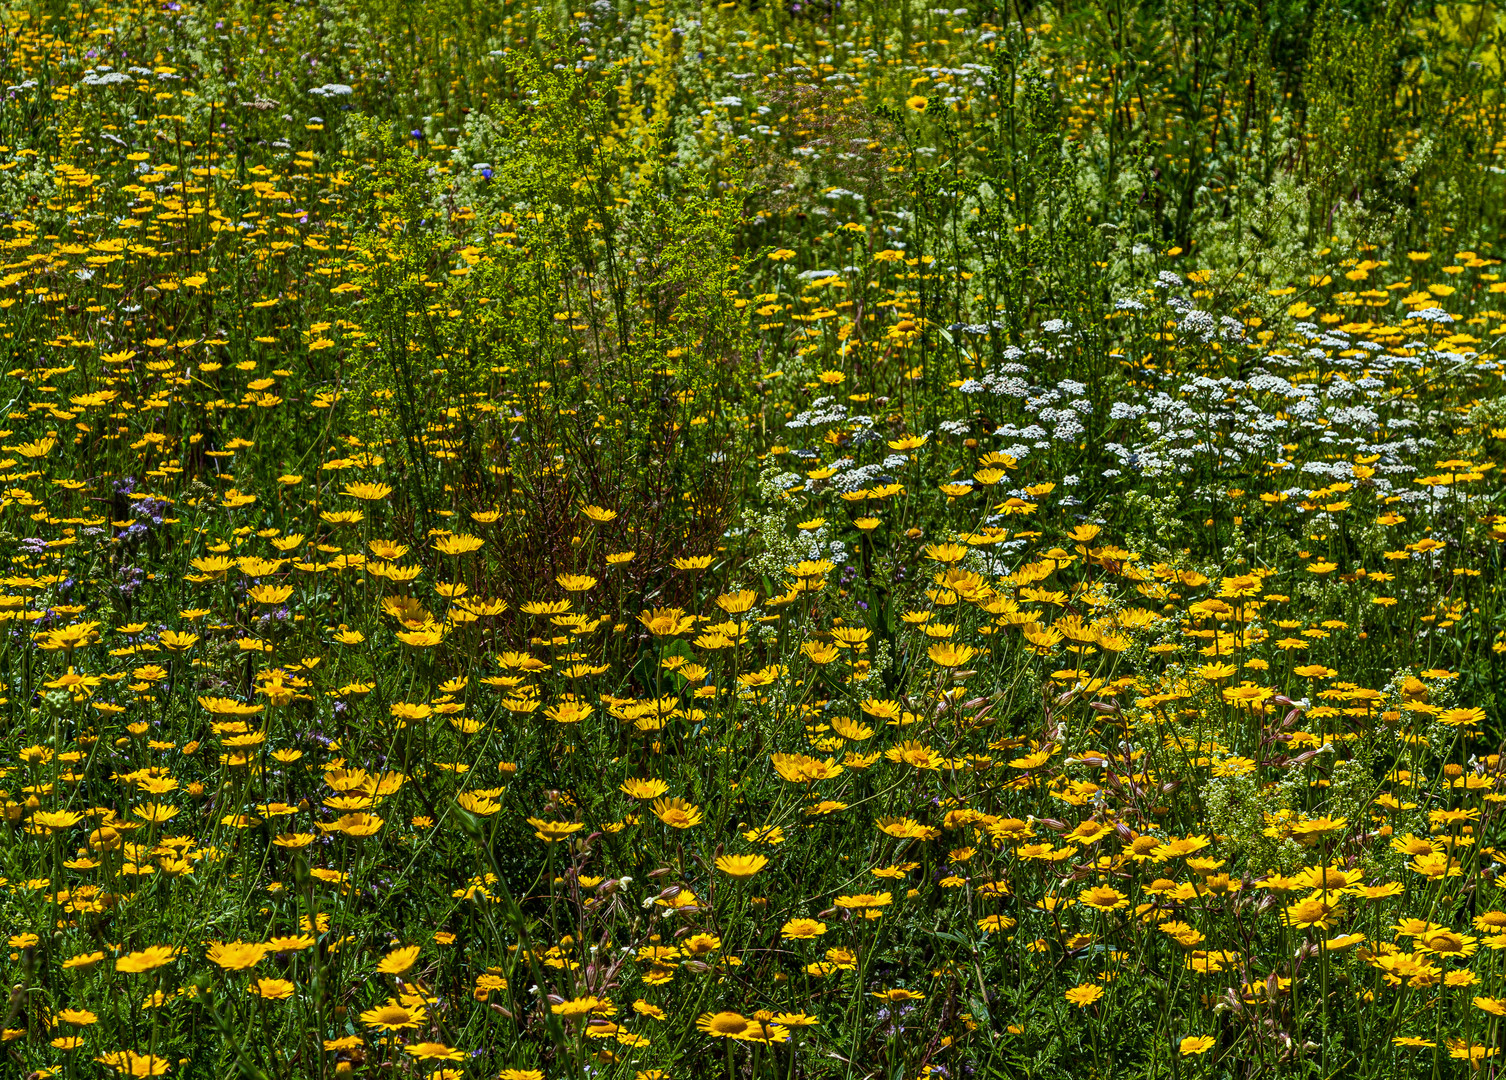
[1,0,1506,1076]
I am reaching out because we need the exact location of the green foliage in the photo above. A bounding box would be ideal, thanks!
[2,0,1506,1078]
[342,55,753,596]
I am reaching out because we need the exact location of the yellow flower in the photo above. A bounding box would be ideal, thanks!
[396,625,446,648]
[552,995,607,1016]
[404,1042,464,1061]
[651,797,703,829]
[1196,661,1237,682]
[432,534,485,556]
[369,540,410,560]
[1179,1035,1216,1056]
[619,778,669,799]
[875,815,934,839]
[1064,984,1103,1008]
[206,941,269,970]
[341,481,393,501]
[545,698,593,724]
[360,1000,425,1031]
[527,818,585,843]
[906,95,929,112]
[638,607,695,636]
[1419,928,1477,958]
[771,753,844,783]
[801,641,841,665]
[923,542,968,564]
[1448,1040,1497,1063]
[1078,885,1128,911]
[1439,707,1486,727]
[37,622,100,651]
[781,918,827,939]
[116,945,179,974]
[832,716,874,740]
[199,696,264,716]
[927,642,977,668]
[43,667,102,695]
[885,742,942,770]
[29,809,84,831]
[715,590,758,614]
[377,945,420,975]
[13,437,56,458]
[715,854,768,879]
[697,1011,749,1038]
[158,630,200,652]
[94,1051,174,1076]
[250,978,296,999]
[1282,898,1340,929]
[1409,853,1461,879]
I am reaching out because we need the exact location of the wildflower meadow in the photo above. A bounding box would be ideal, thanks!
[1,0,1506,1075]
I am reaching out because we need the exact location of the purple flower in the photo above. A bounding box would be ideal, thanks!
[117,566,144,597]
[129,495,168,523]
